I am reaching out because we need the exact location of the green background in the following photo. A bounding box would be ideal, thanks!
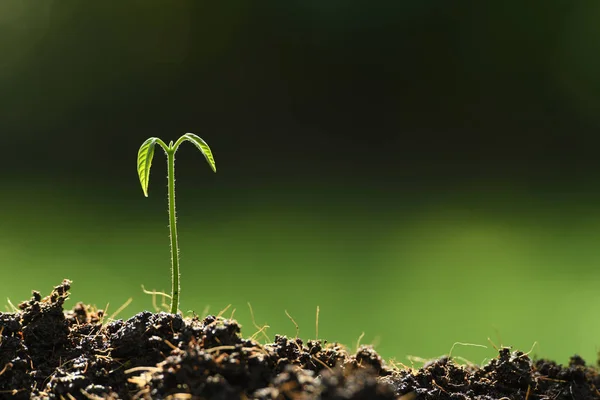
[2,1,600,367]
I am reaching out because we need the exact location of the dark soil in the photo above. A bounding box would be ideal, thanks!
[1,280,599,399]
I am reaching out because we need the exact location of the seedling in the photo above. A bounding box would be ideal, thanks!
[137,133,216,314]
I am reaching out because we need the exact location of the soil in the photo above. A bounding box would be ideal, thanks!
[1,280,599,399]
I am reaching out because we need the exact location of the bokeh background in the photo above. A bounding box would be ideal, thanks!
[2,1,600,366]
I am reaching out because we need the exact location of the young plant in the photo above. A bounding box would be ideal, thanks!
[137,133,216,314]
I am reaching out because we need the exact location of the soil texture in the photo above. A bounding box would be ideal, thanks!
[0,280,599,399]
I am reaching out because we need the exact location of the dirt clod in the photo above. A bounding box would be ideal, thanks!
[0,281,599,399]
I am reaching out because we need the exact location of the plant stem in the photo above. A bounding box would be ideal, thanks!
[166,147,180,314]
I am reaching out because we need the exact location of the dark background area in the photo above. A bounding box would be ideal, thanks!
[2,1,599,186]
[2,1,600,365]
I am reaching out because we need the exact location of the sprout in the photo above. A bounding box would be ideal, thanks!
[137,133,216,314]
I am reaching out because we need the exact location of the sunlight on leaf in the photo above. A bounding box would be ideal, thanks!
[181,133,217,173]
[137,137,158,197]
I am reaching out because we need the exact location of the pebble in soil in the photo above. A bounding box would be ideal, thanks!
[0,280,599,399]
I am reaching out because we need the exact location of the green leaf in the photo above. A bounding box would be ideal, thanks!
[137,137,158,197]
[181,133,217,173]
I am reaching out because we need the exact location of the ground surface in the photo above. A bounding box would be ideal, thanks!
[0,280,599,399]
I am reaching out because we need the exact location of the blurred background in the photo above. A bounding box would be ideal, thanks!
[2,0,600,366]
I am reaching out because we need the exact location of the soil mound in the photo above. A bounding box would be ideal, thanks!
[0,280,598,399]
